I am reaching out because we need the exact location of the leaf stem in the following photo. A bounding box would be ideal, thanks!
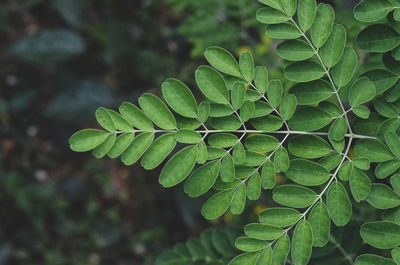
[288,17,353,135]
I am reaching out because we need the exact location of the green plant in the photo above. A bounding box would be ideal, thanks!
[68,0,400,264]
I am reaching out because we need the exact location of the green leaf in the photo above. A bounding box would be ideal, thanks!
[266,23,302,39]
[239,52,254,82]
[162,78,198,118]
[252,101,273,118]
[197,141,208,164]
[258,0,282,9]
[220,155,235,183]
[155,250,186,265]
[328,117,347,141]
[210,103,234,117]
[290,80,333,105]
[231,82,246,110]
[288,106,333,131]
[233,143,246,164]
[229,252,260,265]
[376,160,400,179]
[277,39,314,61]
[349,77,376,107]
[338,161,352,181]
[386,82,400,102]
[280,94,297,121]
[311,3,335,48]
[201,189,234,220]
[361,221,400,249]
[285,158,330,186]
[375,98,399,118]
[357,24,400,52]
[349,167,371,202]
[139,94,176,130]
[288,135,331,159]
[245,151,266,167]
[231,184,246,215]
[273,185,317,208]
[267,80,283,108]
[250,115,283,132]
[271,235,290,265]
[240,101,256,122]
[204,47,241,77]
[363,69,398,95]
[353,106,371,119]
[195,66,229,104]
[391,174,400,197]
[184,161,220,197]
[274,147,290,173]
[284,61,325,82]
[235,237,268,252]
[332,46,358,87]
[308,202,330,247]
[330,138,345,153]
[256,247,272,265]
[198,102,210,123]
[69,129,109,152]
[326,181,352,226]
[108,132,134,158]
[245,134,279,152]
[392,247,400,265]
[159,146,198,188]
[291,220,312,265]
[236,166,255,179]
[244,223,283,240]
[211,115,242,130]
[352,157,370,170]
[256,7,289,24]
[319,152,341,171]
[354,138,394,162]
[119,102,153,131]
[175,130,202,144]
[141,133,176,170]
[354,0,394,22]
[386,131,400,159]
[259,208,301,227]
[107,110,132,132]
[367,183,400,209]
[209,133,238,149]
[298,0,317,31]
[355,254,397,265]
[261,161,276,189]
[247,172,261,200]
[121,132,154,165]
[186,238,206,259]
[212,230,237,256]
[282,0,296,16]
[93,134,116,158]
[96,107,116,132]
[320,24,347,67]
[254,66,269,94]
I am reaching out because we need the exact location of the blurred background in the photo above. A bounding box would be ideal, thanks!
[0,0,360,264]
